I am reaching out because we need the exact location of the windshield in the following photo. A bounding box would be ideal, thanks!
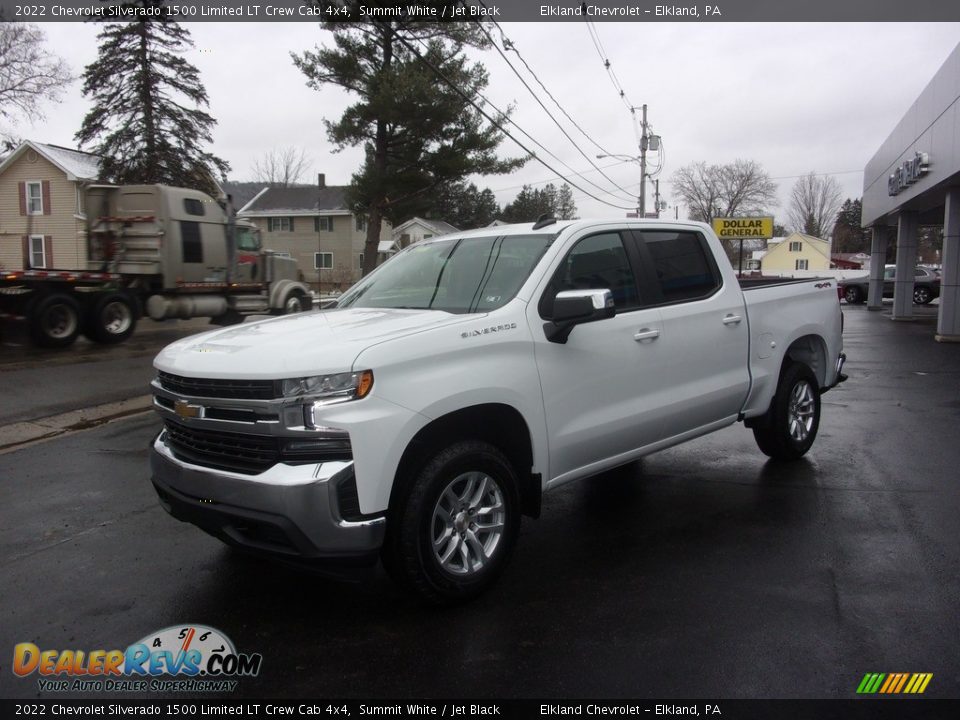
[338,234,554,313]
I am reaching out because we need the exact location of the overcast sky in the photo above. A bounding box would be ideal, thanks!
[12,21,960,223]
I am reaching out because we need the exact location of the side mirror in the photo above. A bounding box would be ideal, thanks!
[544,289,616,343]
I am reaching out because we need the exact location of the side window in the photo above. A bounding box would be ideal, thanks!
[181,221,203,263]
[539,232,639,317]
[884,268,896,280]
[183,198,205,216]
[639,230,720,304]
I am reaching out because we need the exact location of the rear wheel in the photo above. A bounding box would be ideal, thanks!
[752,362,821,460]
[84,292,137,344]
[382,440,520,604]
[913,286,934,305]
[28,293,81,348]
[843,286,864,304]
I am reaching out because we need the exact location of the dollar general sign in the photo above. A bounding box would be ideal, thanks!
[711,217,774,239]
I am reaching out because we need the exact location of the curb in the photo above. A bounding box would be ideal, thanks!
[0,395,154,454]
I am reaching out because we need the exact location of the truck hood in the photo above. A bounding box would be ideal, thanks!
[153,308,475,379]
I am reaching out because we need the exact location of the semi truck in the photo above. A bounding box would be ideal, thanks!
[0,184,313,348]
[149,217,847,603]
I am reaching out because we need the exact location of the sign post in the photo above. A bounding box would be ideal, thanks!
[710,217,775,278]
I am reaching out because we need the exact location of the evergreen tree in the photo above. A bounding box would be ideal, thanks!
[293,5,525,275]
[556,183,577,220]
[831,198,871,253]
[431,182,500,229]
[75,2,228,197]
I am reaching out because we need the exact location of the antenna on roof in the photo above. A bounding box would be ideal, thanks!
[532,213,557,230]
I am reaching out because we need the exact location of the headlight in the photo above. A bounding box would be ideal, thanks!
[280,370,374,405]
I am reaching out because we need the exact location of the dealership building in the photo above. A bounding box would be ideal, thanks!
[861,42,960,341]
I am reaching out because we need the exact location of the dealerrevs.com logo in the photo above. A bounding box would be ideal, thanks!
[13,624,262,693]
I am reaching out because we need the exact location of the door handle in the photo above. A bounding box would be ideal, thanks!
[634,328,660,341]
[722,314,743,326]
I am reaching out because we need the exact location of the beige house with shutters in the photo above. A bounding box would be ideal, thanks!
[238,175,392,291]
[0,141,101,271]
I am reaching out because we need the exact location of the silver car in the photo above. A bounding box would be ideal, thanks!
[840,265,940,305]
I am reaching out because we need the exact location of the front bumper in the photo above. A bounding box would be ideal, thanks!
[150,430,385,565]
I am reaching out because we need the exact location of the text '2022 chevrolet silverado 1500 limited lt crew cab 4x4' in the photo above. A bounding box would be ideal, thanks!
[149,218,846,603]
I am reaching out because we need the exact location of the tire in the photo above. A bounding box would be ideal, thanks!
[382,440,521,604]
[843,286,864,304]
[272,290,305,315]
[913,286,933,305]
[84,293,137,344]
[752,362,821,461]
[28,293,81,348]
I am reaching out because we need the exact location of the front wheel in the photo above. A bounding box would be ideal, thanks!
[382,441,520,604]
[272,290,306,315]
[752,362,821,460]
[913,286,934,305]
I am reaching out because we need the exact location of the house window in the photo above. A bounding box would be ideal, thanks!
[315,216,333,232]
[358,253,364,268]
[76,186,86,216]
[355,215,366,232]
[315,252,333,269]
[29,235,46,268]
[795,259,809,270]
[789,241,802,252]
[26,181,43,214]
[268,217,293,232]
[423,234,433,240]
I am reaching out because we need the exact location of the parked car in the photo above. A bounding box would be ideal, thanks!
[839,265,940,305]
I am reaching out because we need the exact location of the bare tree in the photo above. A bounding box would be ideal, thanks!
[671,159,778,224]
[788,171,842,239]
[0,22,72,123]
[252,146,312,187]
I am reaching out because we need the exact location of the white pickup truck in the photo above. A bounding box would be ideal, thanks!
[149,218,846,602]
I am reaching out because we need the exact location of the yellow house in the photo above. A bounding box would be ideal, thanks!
[0,141,101,271]
[760,232,831,274]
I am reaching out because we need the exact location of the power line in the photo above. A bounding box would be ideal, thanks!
[489,158,635,194]
[391,30,636,212]
[474,17,638,204]
[585,21,635,113]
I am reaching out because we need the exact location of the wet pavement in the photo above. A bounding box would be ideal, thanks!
[0,305,958,700]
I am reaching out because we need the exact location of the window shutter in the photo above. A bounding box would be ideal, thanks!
[22,236,29,268]
[19,183,27,216]
[289,217,294,232]
[44,236,54,268]
[42,181,52,215]
[314,217,319,232]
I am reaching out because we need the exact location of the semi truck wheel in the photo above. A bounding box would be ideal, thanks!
[85,293,137,344]
[273,290,306,315]
[29,293,81,348]
[752,362,821,460]
[382,440,521,604]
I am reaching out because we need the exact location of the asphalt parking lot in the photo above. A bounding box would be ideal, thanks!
[0,304,958,701]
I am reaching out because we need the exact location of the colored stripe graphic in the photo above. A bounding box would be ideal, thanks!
[857,672,932,694]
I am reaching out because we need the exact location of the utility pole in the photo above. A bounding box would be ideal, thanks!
[639,103,648,218]
[654,179,661,219]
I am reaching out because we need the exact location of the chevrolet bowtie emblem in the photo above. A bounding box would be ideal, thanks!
[174,400,203,419]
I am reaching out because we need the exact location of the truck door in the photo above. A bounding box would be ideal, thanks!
[531,229,666,482]
[177,196,228,284]
[626,228,751,437]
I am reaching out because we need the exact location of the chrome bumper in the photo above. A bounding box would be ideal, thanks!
[150,430,385,563]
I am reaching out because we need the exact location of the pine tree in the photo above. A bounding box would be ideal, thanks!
[832,198,870,253]
[556,183,577,220]
[293,6,525,275]
[75,2,228,197]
